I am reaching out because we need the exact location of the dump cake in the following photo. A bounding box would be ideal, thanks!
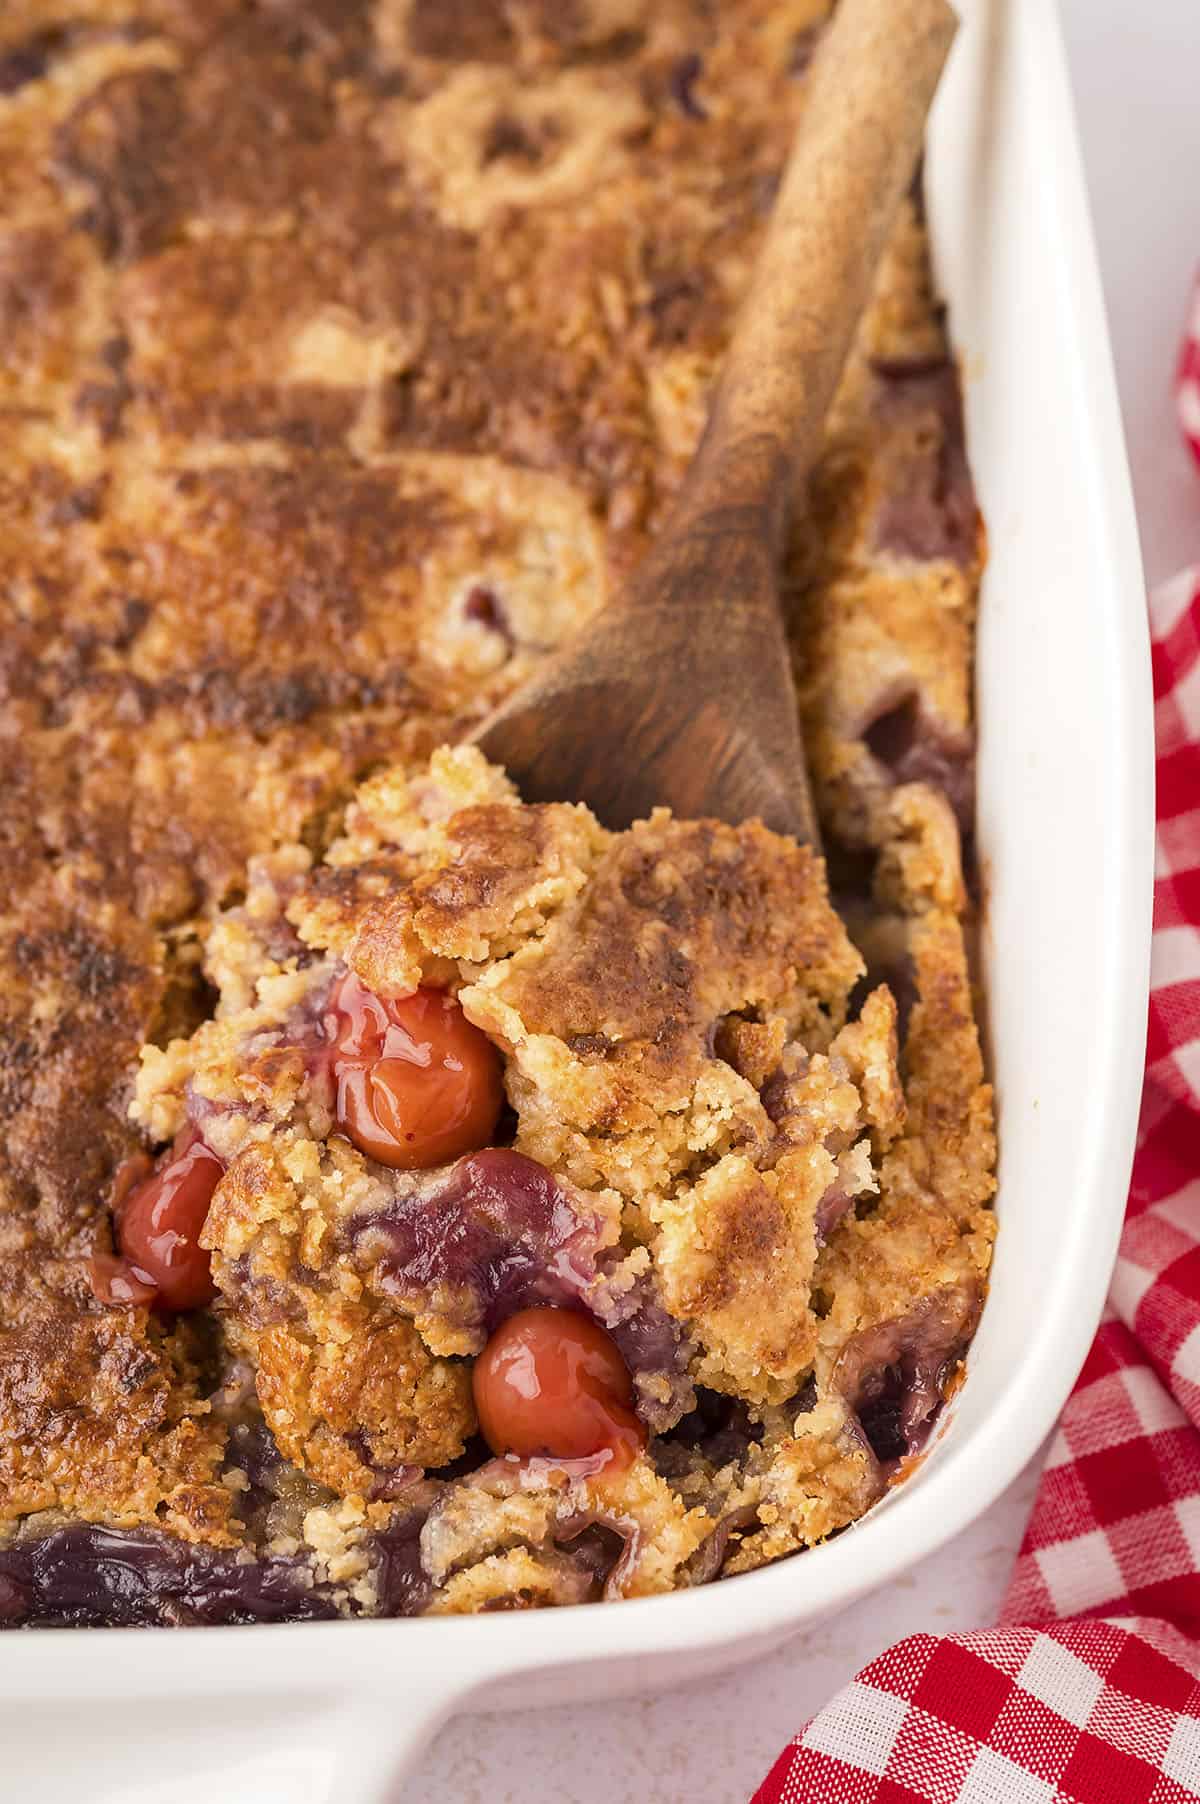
[0,0,993,1623]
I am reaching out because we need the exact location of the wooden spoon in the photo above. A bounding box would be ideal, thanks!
[474,0,957,841]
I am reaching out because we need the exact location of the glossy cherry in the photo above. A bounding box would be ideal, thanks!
[87,1252,158,1309]
[324,974,503,1170]
[108,1128,223,1311]
[472,1306,646,1468]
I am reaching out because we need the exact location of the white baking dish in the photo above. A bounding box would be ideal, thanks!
[0,1,1152,1797]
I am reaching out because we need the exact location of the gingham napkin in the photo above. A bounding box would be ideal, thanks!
[751,303,1200,1804]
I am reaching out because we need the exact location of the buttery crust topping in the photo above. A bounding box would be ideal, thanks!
[0,0,992,1620]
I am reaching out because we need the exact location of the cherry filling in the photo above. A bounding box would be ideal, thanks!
[349,1149,694,1431]
[89,1128,223,1312]
[862,690,975,833]
[664,1387,765,1469]
[834,1285,981,1471]
[669,52,707,119]
[473,1306,645,1469]
[371,1507,434,1618]
[462,582,513,646]
[853,1368,910,1464]
[323,974,503,1171]
[352,1148,600,1328]
[869,358,978,570]
[0,1524,361,1627]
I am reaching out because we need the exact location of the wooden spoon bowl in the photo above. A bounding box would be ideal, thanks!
[476,0,957,842]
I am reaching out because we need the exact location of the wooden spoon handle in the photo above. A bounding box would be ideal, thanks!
[472,0,958,844]
[672,0,957,543]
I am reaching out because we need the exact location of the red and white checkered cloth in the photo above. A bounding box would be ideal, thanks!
[1180,275,1200,471]
[752,307,1200,1804]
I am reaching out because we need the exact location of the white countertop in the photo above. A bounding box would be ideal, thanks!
[406,5,1200,1798]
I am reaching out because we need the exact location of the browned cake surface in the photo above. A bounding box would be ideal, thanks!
[0,0,992,1619]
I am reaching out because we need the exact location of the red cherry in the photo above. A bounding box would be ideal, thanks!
[113,1128,223,1311]
[325,975,503,1171]
[472,1307,645,1469]
[87,1252,158,1308]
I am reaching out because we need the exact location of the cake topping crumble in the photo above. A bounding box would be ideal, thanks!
[0,0,993,1624]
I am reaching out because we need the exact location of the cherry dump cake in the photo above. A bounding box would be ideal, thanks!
[0,0,994,1624]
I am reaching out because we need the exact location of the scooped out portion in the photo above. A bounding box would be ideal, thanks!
[0,745,994,1623]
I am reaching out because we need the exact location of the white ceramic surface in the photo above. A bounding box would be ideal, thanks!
[412,1454,1047,1804]
[1,2,1154,1799]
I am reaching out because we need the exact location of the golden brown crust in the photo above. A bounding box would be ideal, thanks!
[653,1156,825,1403]
[649,986,902,1405]
[721,1399,881,1574]
[252,1314,474,1494]
[812,905,996,1406]
[0,1308,233,1541]
[900,909,995,1207]
[201,1135,478,1493]
[0,0,992,1613]
[421,1452,712,1604]
[465,813,861,1151]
